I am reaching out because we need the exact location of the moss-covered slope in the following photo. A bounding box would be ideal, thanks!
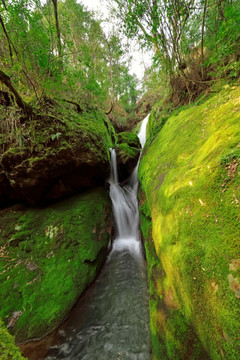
[139,85,240,359]
[0,188,111,344]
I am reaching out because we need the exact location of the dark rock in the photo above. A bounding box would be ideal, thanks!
[1,148,109,204]
[0,109,113,205]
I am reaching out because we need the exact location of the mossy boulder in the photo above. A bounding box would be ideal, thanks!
[139,85,240,360]
[0,187,111,343]
[0,103,115,204]
[116,132,141,182]
[118,132,141,148]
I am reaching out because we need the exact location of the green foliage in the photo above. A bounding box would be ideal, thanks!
[0,100,114,168]
[0,0,138,113]
[111,0,199,72]
[205,2,240,78]
[111,0,240,103]
[0,318,25,360]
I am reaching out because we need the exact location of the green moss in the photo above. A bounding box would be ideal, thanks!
[117,143,139,160]
[139,85,240,359]
[147,101,173,143]
[118,132,141,148]
[116,132,141,166]
[0,188,111,343]
[0,318,25,359]
[1,103,115,166]
[220,149,240,165]
[56,108,114,161]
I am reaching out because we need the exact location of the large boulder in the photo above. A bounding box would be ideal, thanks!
[0,104,115,205]
[0,188,112,343]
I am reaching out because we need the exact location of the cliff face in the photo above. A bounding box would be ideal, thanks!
[139,85,240,359]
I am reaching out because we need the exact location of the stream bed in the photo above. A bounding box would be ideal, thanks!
[43,247,150,360]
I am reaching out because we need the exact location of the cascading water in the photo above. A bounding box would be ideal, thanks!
[138,114,149,148]
[31,116,150,360]
[109,114,149,255]
[109,150,140,254]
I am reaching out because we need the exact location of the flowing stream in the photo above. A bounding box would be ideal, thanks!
[32,116,150,360]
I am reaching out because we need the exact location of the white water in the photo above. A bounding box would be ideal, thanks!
[138,114,149,148]
[109,115,149,256]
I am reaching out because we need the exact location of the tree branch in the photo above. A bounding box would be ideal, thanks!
[0,14,13,64]
[105,102,113,115]
[62,99,83,113]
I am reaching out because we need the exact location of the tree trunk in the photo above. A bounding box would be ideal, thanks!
[0,70,32,114]
[201,0,208,80]
[51,0,62,60]
[1,0,7,11]
[218,0,225,22]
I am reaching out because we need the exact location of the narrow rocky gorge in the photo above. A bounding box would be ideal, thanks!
[1,1,240,358]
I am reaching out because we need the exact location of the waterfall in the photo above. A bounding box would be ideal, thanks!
[109,115,149,256]
[37,115,151,360]
[138,114,149,148]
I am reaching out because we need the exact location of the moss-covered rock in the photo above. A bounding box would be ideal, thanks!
[0,187,111,343]
[118,132,141,149]
[0,318,26,359]
[147,100,173,143]
[115,131,141,182]
[139,84,240,359]
[0,103,115,204]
